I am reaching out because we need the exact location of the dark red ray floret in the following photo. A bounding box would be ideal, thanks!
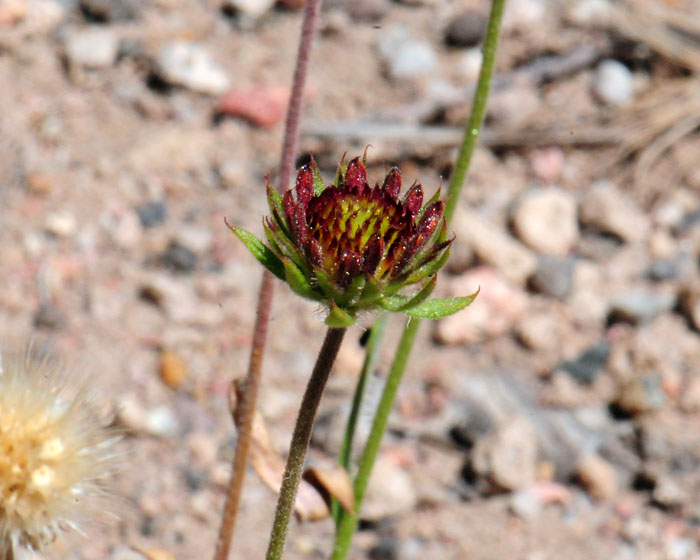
[339,252,363,287]
[362,234,383,276]
[403,183,423,216]
[416,201,444,239]
[344,157,368,194]
[306,237,323,268]
[295,164,314,208]
[382,167,401,199]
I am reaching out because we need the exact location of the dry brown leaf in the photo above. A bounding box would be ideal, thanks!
[303,464,355,514]
[229,380,330,522]
[132,547,177,560]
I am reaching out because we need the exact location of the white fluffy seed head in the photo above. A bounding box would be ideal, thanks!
[0,343,120,556]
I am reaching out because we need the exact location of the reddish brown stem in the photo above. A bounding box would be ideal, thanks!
[214,270,274,560]
[213,1,324,558]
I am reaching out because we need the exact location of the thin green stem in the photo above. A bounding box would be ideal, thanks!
[444,0,507,226]
[332,314,388,526]
[331,0,506,556]
[266,327,347,560]
[331,318,420,560]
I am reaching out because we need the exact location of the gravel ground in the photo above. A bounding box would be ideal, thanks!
[1,0,700,559]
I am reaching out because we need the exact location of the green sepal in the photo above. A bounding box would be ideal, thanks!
[282,258,316,299]
[380,276,437,313]
[405,246,450,285]
[311,156,325,195]
[338,276,366,307]
[416,186,442,221]
[314,269,339,300]
[334,153,347,188]
[325,302,356,327]
[357,278,383,308]
[267,183,284,216]
[402,288,480,319]
[264,221,310,276]
[229,225,285,281]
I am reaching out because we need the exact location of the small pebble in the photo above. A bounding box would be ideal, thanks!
[471,416,537,491]
[529,256,576,299]
[223,0,275,19]
[65,28,119,69]
[155,41,230,95]
[678,284,700,331]
[577,454,618,500]
[347,0,389,22]
[579,181,650,242]
[388,41,436,79]
[34,303,66,330]
[510,486,543,519]
[455,208,537,285]
[137,200,167,228]
[444,10,487,48]
[45,211,77,237]
[511,187,579,255]
[159,349,186,389]
[145,405,179,437]
[614,375,665,416]
[593,59,635,106]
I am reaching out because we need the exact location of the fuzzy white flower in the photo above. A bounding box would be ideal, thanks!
[0,344,119,557]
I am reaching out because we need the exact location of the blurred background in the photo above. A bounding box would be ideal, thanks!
[1,0,699,558]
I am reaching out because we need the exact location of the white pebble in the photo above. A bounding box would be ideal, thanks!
[593,59,634,106]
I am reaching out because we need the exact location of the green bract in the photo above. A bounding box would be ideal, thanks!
[229,156,477,326]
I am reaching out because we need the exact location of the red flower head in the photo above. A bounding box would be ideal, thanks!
[230,154,477,326]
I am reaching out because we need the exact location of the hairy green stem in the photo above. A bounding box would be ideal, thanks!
[213,1,324,558]
[331,318,420,559]
[332,0,506,556]
[331,314,388,526]
[266,327,347,560]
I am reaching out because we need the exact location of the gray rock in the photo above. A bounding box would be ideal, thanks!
[593,59,634,106]
[65,27,119,68]
[646,259,678,282]
[529,256,576,299]
[558,341,610,385]
[579,181,650,242]
[80,0,141,21]
[136,200,167,228]
[155,41,230,95]
[162,241,197,273]
[444,10,487,48]
[511,187,579,255]
[608,291,677,324]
